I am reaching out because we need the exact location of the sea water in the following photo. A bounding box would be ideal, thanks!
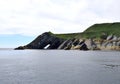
[0,50,120,84]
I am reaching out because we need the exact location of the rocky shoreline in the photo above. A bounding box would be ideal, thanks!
[15,32,120,51]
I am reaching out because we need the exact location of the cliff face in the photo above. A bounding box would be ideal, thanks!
[15,33,120,50]
[15,32,64,49]
[58,35,120,51]
[15,22,120,50]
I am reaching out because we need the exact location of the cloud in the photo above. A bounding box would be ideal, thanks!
[0,0,120,36]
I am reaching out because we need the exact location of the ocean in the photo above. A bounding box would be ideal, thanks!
[0,50,120,84]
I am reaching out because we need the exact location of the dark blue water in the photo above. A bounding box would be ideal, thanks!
[0,50,120,84]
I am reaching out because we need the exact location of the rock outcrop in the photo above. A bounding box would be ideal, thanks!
[58,34,120,51]
[85,39,98,50]
[58,39,88,50]
[15,32,64,50]
[15,31,120,51]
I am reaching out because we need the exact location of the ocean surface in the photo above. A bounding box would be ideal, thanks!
[0,50,120,84]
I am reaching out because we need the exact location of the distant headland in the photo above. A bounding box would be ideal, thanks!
[15,22,120,51]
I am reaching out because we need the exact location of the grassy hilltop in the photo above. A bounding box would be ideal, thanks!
[53,22,120,39]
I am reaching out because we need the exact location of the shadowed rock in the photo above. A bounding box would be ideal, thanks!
[15,32,64,50]
[106,34,113,40]
[58,38,75,50]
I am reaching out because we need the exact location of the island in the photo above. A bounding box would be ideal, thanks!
[15,22,120,51]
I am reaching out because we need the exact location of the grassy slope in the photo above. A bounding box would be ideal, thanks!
[51,22,120,39]
[83,22,120,38]
[55,33,80,39]
[48,31,80,39]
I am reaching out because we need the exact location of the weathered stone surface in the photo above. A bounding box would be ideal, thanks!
[112,35,118,40]
[15,32,64,50]
[72,39,79,46]
[85,39,97,50]
[70,39,88,50]
[79,43,88,50]
[58,39,71,49]
[64,41,73,50]
[117,41,120,46]
[73,45,81,49]
[106,34,113,40]
[47,38,64,49]
[15,32,120,51]
[58,38,75,50]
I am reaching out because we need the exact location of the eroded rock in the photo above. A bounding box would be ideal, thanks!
[15,32,64,50]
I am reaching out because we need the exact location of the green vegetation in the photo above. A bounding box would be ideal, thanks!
[47,31,80,39]
[55,33,80,39]
[51,22,120,39]
[83,22,120,38]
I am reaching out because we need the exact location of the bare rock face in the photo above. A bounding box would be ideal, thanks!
[15,31,120,51]
[15,32,64,50]
[58,39,88,50]
[58,39,71,49]
[112,35,118,41]
[85,39,98,50]
[58,38,75,50]
[72,39,79,46]
[79,40,88,50]
[106,34,113,40]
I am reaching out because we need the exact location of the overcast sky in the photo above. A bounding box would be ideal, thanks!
[0,0,120,36]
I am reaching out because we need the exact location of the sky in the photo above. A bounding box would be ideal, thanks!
[0,0,120,48]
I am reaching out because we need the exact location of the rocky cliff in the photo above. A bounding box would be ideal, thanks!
[58,34,120,51]
[15,32,64,50]
[15,22,120,50]
[15,32,120,51]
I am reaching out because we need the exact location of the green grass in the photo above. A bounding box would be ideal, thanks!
[46,32,80,39]
[55,33,80,39]
[83,22,120,38]
[50,22,120,39]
